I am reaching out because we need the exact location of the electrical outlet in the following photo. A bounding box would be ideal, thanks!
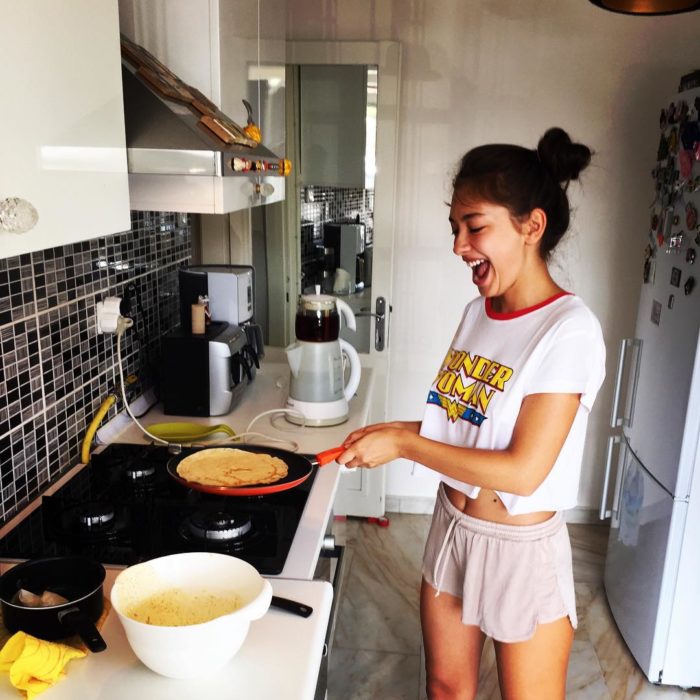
[96,297,123,334]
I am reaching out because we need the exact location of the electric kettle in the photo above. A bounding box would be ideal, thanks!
[285,292,362,426]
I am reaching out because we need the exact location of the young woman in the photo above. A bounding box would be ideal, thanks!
[337,127,606,700]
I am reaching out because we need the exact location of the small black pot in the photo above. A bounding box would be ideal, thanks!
[0,556,107,653]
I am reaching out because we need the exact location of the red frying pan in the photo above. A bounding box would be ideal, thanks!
[166,444,345,496]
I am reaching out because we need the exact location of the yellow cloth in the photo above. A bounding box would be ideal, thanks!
[0,632,86,699]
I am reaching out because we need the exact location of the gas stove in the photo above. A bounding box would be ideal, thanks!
[0,443,317,575]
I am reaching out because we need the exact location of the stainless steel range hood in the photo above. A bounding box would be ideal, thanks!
[121,36,287,214]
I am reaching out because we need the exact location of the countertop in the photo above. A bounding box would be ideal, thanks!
[0,577,333,700]
[0,351,375,699]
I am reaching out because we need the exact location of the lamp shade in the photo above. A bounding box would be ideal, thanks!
[589,0,700,14]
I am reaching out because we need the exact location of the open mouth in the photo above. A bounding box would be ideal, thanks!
[467,258,491,286]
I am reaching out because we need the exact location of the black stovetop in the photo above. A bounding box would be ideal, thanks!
[0,443,316,575]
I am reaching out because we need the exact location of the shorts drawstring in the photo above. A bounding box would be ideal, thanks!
[432,514,458,597]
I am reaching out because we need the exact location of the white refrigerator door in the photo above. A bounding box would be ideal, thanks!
[625,243,700,497]
[603,438,686,684]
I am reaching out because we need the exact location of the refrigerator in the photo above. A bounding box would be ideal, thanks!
[602,76,700,689]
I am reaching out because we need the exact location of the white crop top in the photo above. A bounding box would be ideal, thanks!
[417,292,606,515]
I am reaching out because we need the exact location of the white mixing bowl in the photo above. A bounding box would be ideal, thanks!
[110,552,272,679]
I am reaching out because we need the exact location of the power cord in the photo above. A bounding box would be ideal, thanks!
[115,316,169,446]
[115,318,308,451]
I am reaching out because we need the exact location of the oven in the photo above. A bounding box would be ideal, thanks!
[0,441,342,697]
[312,519,347,699]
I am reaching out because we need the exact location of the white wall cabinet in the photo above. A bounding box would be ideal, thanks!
[119,0,286,209]
[298,65,370,189]
[0,0,130,259]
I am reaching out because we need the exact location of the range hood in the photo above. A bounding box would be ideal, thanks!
[121,35,289,214]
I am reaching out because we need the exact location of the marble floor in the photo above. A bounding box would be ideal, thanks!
[328,513,700,700]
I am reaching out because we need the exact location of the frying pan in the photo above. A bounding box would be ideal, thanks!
[0,556,107,652]
[166,444,345,496]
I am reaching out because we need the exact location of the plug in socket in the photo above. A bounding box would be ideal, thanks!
[96,297,123,334]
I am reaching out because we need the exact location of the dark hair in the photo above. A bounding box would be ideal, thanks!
[452,127,592,259]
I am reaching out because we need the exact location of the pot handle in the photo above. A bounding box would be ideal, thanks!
[58,608,107,653]
[339,339,361,401]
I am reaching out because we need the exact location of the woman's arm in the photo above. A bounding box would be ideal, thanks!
[342,421,421,446]
[336,393,581,496]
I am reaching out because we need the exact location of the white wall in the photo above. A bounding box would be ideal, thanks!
[286,0,700,511]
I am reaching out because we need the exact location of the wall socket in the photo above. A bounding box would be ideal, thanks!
[95,296,124,334]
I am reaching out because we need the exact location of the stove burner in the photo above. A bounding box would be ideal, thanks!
[185,510,253,542]
[78,502,115,530]
[126,464,156,481]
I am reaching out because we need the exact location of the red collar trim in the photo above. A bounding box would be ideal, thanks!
[485,291,573,320]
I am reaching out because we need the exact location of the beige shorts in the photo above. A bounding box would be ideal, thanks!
[422,483,577,643]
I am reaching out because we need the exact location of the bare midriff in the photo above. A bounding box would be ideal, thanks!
[444,484,555,525]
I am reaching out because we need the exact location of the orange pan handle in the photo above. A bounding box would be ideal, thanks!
[315,446,345,466]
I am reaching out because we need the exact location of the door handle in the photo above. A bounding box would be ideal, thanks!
[610,338,642,428]
[354,296,389,351]
[599,435,621,520]
[611,339,631,428]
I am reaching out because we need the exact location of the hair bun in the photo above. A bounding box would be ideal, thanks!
[536,127,592,184]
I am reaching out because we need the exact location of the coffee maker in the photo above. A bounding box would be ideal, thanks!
[285,293,362,426]
[160,265,264,416]
[323,222,365,294]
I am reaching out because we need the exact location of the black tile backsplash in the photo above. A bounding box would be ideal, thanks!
[0,212,191,525]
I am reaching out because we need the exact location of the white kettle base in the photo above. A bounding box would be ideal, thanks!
[284,396,349,427]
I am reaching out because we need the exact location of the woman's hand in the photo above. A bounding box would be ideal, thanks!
[337,427,415,469]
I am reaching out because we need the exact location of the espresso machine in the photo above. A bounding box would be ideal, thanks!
[160,265,264,416]
[285,292,362,426]
[323,222,365,293]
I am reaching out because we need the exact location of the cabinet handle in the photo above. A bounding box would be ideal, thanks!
[0,197,38,234]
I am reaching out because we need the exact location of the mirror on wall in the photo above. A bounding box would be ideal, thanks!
[295,64,378,354]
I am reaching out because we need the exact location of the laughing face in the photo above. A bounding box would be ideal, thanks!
[449,189,537,302]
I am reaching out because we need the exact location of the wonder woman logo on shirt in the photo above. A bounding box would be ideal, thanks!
[428,349,514,426]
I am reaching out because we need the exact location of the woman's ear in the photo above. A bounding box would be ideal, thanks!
[523,208,547,246]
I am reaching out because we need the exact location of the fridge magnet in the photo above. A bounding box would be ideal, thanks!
[657,134,669,161]
[670,266,682,287]
[686,202,698,229]
[660,108,667,129]
[694,141,700,161]
[679,100,689,124]
[680,120,700,150]
[668,294,675,309]
[679,149,693,179]
[667,232,684,253]
[668,127,679,154]
[668,102,678,124]
[686,247,696,264]
[651,299,662,325]
[643,245,654,283]
[685,276,695,296]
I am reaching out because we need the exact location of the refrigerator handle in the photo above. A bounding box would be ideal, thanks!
[622,338,643,429]
[599,434,621,520]
[610,338,630,428]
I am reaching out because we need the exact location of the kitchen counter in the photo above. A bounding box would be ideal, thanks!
[0,576,333,700]
[96,351,374,580]
[0,351,374,699]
